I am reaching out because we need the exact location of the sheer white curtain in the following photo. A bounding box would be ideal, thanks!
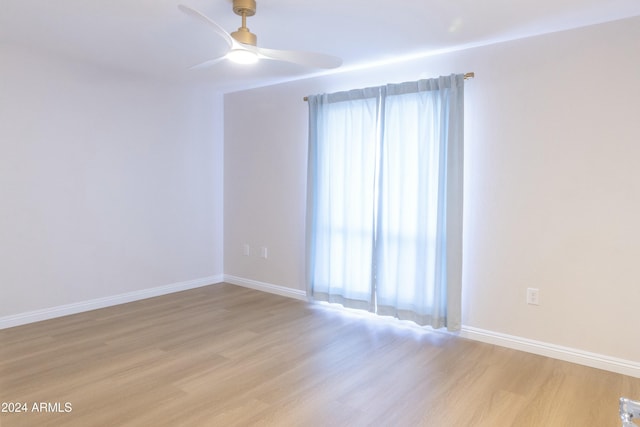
[306,75,464,330]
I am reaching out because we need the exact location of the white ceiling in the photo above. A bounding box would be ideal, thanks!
[1,0,639,91]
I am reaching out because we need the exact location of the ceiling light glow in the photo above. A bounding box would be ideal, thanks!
[227,49,258,64]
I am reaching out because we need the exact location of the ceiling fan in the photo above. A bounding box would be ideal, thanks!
[178,0,342,69]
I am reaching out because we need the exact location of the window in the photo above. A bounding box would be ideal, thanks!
[306,74,465,330]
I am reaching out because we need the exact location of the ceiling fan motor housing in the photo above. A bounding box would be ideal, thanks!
[231,27,257,45]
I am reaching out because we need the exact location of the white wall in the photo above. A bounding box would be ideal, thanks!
[224,16,640,363]
[0,43,224,319]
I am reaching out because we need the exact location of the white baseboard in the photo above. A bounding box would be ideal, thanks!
[4,273,637,379]
[459,325,640,378]
[0,275,224,330]
[224,275,308,301]
[222,276,640,378]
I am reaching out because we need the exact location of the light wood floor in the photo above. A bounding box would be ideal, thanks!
[1,283,638,427]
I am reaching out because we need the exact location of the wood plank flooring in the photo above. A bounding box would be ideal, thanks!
[1,283,638,426]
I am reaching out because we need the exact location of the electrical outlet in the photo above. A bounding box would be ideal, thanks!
[243,243,251,256]
[260,246,268,259]
[526,288,540,305]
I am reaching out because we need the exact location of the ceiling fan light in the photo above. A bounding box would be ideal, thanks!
[227,48,258,64]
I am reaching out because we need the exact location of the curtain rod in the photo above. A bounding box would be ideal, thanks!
[302,72,474,101]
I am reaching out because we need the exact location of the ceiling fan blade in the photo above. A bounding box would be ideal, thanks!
[189,56,228,70]
[256,47,343,69]
[178,4,235,49]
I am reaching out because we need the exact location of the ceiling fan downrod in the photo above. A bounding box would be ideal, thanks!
[231,0,257,46]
